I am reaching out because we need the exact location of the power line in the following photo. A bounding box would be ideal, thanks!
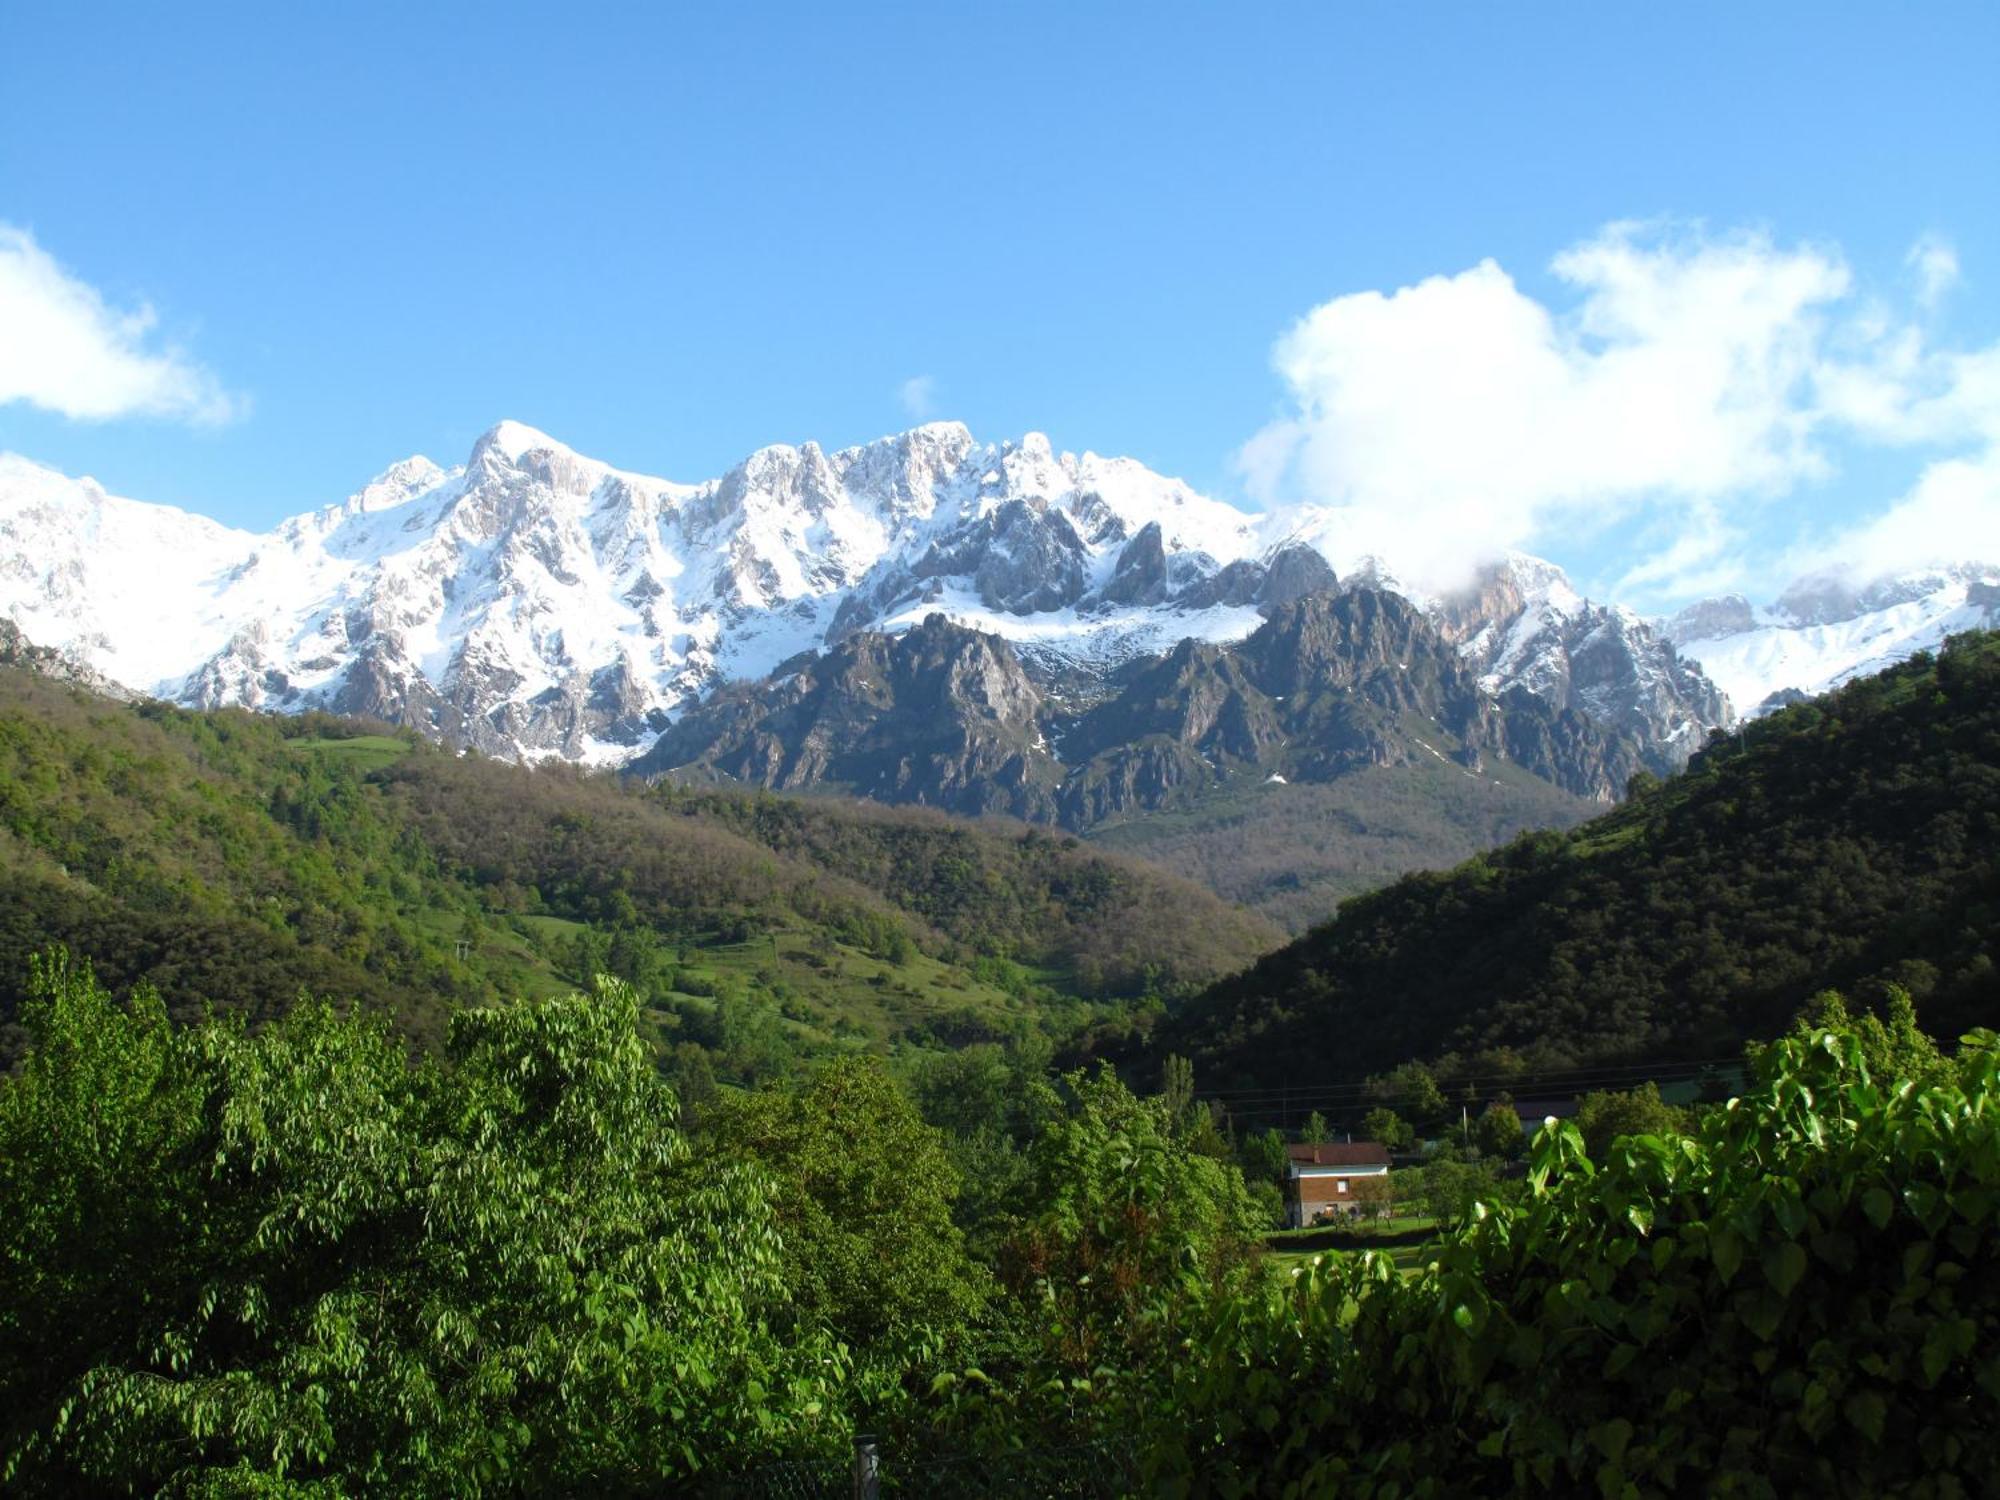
[1197,1055,1744,1108]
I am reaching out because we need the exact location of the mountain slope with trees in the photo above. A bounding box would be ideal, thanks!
[1161,630,2000,1089]
[0,666,1276,1070]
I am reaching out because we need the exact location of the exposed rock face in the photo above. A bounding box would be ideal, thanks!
[1258,544,1342,607]
[955,499,1093,614]
[0,429,1730,773]
[1434,555,1730,772]
[637,589,1647,828]
[1663,594,1756,643]
[1098,522,1171,607]
[631,614,1064,822]
[0,618,132,699]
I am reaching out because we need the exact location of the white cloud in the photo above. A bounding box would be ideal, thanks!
[1788,440,2000,583]
[0,224,241,424]
[1907,233,1960,310]
[1240,221,2000,604]
[897,374,936,421]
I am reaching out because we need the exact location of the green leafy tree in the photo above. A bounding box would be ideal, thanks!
[1406,1155,1501,1228]
[996,1067,1265,1382]
[1368,1061,1447,1126]
[1159,1052,1196,1128]
[1300,1109,1330,1145]
[1472,1093,1524,1159]
[1574,1080,1690,1158]
[1779,986,1948,1087]
[1360,1105,1413,1151]
[1348,1174,1395,1225]
[1241,1126,1291,1185]
[0,957,835,1494]
[701,1056,988,1351]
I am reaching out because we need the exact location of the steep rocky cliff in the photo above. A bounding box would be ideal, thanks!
[633,589,1645,828]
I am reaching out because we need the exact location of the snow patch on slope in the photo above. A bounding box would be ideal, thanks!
[1671,568,1998,712]
[0,422,1742,769]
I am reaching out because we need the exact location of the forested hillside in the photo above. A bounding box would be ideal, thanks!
[0,668,1276,1071]
[1086,756,1594,932]
[1162,630,2000,1089]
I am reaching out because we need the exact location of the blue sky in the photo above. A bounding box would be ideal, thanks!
[2,1,1997,607]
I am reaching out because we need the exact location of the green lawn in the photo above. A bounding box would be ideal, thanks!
[1266,1215,1447,1277]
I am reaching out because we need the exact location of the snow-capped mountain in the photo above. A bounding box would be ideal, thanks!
[1432,553,1731,766]
[0,421,1727,770]
[1663,564,2000,715]
[632,590,1651,827]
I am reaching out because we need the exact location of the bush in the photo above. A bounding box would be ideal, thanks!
[1147,1023,2000,1496]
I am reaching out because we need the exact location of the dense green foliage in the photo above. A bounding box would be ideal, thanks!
[5,639,1998,1494]
[0,669,1275,1070]
[1144,1022,2000,1497]
[699,1057,988,1349]
[4,951,1996,1495]
[0,957,1264,1494]
[0,958,841,1495]
[1165,630,2000,1089]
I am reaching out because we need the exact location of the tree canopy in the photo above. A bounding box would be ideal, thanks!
[1162,631,2000,1091]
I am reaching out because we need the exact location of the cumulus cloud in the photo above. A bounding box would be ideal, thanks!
[1241,221,2000,604]
[897,374,936,421]
[0,224,241,424]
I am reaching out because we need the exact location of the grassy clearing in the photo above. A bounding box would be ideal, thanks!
[295,736,415,774]
[501,913,1061,1057]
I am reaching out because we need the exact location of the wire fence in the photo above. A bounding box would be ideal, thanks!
[702,1434,1143,1500]
[702,1451,849,1500]
[889,1437,1140,1496]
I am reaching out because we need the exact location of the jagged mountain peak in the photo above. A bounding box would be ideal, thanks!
[0,421,1736,774]
[471,418,572,466]
[640,587,1647,832]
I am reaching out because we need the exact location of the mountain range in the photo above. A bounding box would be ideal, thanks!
[0,421,1721,754]
[2,422,1991,888]
[1665,565,2000,716]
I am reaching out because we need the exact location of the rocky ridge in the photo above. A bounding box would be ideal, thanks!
[633,590,1646,828]
[0,423,1726,773]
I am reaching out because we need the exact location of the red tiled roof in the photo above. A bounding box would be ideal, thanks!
[1286,1142,1391,1166]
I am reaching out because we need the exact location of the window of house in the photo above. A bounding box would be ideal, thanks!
[1337,1178,1349,1193]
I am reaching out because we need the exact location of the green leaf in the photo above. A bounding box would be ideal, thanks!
[1771,1190,1808,1239]
[1762,1241,1808,1297]
[1923,1323,1958,1386]
[1710,1226,1744,1284]
[1861,1186,1895,1229]
[1590,1416,1634,1463]
[1844,1390,1887,1444]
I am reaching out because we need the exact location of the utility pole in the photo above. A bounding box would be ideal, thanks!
[853,1434,880,1500]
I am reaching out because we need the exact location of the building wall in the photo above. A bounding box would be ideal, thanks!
[1287,1165,1390,1227]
